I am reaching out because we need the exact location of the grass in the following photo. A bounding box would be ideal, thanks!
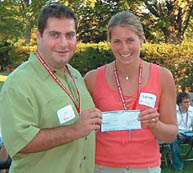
[161,144,193,173]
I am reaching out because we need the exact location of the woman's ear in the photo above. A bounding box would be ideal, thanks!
[142,33,146,42]
[140,33,146,45]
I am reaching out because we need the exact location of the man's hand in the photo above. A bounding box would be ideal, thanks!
[73,108,102,138]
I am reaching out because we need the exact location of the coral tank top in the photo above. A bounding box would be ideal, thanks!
[92,63,161,168]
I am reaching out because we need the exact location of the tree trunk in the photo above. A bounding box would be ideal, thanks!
[24,23,32,45]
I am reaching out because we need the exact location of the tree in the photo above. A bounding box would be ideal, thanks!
[0,0,24,43]
[1,0,193,44]
[75,0,193,43]
[76,0,136,43]
[0,0,45,44]
[77,0,119,43]
[137,0,193,44]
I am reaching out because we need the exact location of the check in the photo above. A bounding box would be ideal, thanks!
[101,110,141,132]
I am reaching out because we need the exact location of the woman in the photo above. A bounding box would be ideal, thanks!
[85,11,178,173]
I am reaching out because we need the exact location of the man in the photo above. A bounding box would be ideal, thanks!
[0,135,11,173]
[170,92,193,170]
[0,4,102,173]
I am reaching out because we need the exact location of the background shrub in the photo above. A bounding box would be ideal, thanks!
[0,42,192,91]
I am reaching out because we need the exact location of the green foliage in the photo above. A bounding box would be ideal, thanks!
[76,0,126,43]
[0,41,192,91]
[1,0,193,44]
[140,0,193,44]
[71,42,113,73]
[71,42,193,91]
[0,42,18,71]
[0,1,24,42]
[141,42,193,91]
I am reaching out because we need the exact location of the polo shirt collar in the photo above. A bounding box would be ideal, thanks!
[29,52,66,80]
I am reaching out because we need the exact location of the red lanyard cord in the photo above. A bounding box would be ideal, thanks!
[113,59,143,110]
[186,112,189,126]
[36,52,80,113]
[179,107,189,126]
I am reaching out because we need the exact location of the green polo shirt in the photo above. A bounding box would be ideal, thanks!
[0,53,95,173]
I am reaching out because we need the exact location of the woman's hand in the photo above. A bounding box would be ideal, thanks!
[138,108,160,129]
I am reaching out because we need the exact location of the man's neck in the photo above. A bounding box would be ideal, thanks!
[180,107,188,113]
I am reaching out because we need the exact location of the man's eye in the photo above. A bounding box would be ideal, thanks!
[67,33,75,39]
[50,33,58,38]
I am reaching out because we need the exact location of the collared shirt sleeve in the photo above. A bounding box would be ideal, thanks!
[0,85,40,157]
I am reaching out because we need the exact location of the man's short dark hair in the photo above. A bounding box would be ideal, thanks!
[177,92,190,105]
[38,4,78,36]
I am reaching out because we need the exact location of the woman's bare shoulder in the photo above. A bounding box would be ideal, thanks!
[160,66,176,93]
[84,69,97,94]
[84,69,97,81]
[160,67,174,81]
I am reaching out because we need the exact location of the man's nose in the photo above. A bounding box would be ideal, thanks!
[59,36,68,46]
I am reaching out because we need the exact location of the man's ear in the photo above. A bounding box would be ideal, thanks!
[36,30,41,44]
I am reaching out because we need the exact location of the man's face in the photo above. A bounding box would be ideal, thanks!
[37,17,77,72]
[179,98,190,112]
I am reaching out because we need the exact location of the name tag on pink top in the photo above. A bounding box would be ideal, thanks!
[139,92,157,108]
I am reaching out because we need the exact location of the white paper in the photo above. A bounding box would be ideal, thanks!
[101,110,141,132]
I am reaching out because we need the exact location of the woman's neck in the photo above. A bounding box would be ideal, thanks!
[115,59,141,79]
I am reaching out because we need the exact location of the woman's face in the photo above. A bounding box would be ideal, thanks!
[110,26,144,65]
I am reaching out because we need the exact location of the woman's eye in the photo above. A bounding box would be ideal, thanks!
[113,40,120,44]
[128,38,134,43]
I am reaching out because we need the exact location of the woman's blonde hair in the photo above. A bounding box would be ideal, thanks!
[107,11,144,41]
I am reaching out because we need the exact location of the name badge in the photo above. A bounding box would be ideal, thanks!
[101,110,141,132]
[139,92,157,108]
[57,105,75,124]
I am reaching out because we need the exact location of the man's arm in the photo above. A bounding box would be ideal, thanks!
[20,108,102,153]
[0,144,9,162]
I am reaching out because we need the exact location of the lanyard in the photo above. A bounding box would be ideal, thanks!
[186,112,188,126]
[113,59,143,110]
[36,52,80,113]
[179,110,189,127]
